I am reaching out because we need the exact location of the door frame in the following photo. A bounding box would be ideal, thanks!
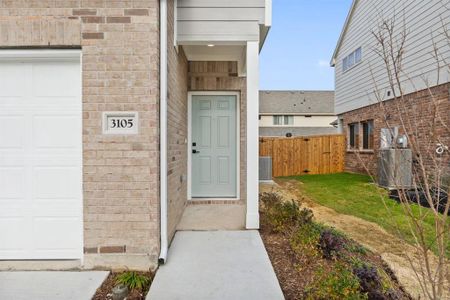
[187,91,240,200]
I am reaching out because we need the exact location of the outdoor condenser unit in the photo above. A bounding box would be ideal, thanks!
[378,149,412,189]
[259,156,273,181]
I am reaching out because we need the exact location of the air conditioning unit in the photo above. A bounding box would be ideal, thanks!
[259,156,273,181]
[380,127,398,149]
[378,149,412,189]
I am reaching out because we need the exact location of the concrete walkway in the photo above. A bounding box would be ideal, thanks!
[147,231,284,300]
[177,204,246,231]
[0,271,108,300]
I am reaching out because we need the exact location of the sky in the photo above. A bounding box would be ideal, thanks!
[260,0,353,91]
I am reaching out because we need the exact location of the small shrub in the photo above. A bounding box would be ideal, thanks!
[318,229,346,259]
[353,264,383,299]
[292,222,324,247]
[260,192,313,232]
[290,222,325,259]
[115,271,151,291]
[384,288,403,300]
[345,242,368,255]
[260,192,283,210]
[306,263,367,300]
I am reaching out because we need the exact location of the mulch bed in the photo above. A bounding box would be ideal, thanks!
[260,222,312,299]
[260,213,411,300]
[93,271,154,300]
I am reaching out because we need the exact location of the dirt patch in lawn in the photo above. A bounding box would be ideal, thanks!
[93,271,153,300]
[261,179,449,299]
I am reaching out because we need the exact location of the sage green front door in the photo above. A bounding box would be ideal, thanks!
[191,95,237,198]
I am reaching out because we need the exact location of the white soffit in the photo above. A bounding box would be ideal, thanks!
[182,45,246,62]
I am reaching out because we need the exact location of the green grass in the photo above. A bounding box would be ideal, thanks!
[284,173,449,257]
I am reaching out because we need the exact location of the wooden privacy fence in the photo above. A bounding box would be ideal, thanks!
[259,135,346,177]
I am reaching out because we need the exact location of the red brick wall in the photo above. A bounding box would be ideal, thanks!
[341,83,450,177]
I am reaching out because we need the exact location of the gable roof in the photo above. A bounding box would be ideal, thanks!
[259,91,335,114]
[330,0,358,67]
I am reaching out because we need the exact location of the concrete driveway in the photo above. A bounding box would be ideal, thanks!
[0,271,108,300]
[147,231,284,300]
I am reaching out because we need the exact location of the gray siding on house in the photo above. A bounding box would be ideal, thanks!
[334,0,450,115]
[260,127,338,137]
[177,0,268,43]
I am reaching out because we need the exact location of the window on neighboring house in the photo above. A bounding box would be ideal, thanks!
[342,47,362,72]
[355,47,362,64]
[362,120,374,150]
[348,123,359,149]
[343,57,348,72]
[284,115,294,125]
[348,52,355,68]
[273,115,293,126]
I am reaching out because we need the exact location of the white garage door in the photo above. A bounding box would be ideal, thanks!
[0,50,82,260]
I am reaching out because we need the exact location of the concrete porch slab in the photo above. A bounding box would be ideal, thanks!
[0,271,109,300]
[177,204,246,231]
[147,231,284,300]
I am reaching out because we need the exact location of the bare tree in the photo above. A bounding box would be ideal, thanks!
[353,8,449,299]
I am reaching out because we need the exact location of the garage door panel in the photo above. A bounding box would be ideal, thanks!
[0,53,82,260]
[0,167,26,200]
[32,203,80,217]
[0,217,29,251]
[33,115,80,149]
[33,167,80,200]
[0,115,26,150]
[33,217,81,250]
[0,63,27,98]
[32,62,80,98]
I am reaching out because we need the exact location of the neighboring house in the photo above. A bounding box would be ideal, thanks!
[259,91,338,137]
[331,0,450,174]
[0,1,271,270]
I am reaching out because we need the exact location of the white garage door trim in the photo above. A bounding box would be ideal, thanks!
[0,49,82,60]
[0,49,83,260]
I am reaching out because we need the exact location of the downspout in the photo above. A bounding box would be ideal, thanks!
[159,0,168,264]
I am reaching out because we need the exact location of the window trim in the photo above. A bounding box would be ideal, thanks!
[273,115,294,126]
[347,119,375,152]
[348,122,359,150]
[361,120,374,150]
[342,47,362,73]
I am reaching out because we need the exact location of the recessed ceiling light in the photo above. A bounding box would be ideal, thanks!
[207,44,215,47]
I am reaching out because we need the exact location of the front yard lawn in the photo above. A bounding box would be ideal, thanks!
[285,173,449,257]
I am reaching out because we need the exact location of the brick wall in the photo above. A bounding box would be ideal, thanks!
[189,61,247,203]
[341,83,450,177]
[166,0,188,241]
[0,0,160,270]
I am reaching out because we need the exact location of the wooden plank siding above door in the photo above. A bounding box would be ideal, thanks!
[259,135,345,177]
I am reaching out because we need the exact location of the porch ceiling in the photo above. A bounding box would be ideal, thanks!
[182,44,246,76]
[182,45,245,61]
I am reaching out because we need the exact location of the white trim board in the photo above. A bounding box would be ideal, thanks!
[187,91,241,201]
[0,49,81,61]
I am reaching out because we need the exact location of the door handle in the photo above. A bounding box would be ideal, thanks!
[192,150,200,154]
